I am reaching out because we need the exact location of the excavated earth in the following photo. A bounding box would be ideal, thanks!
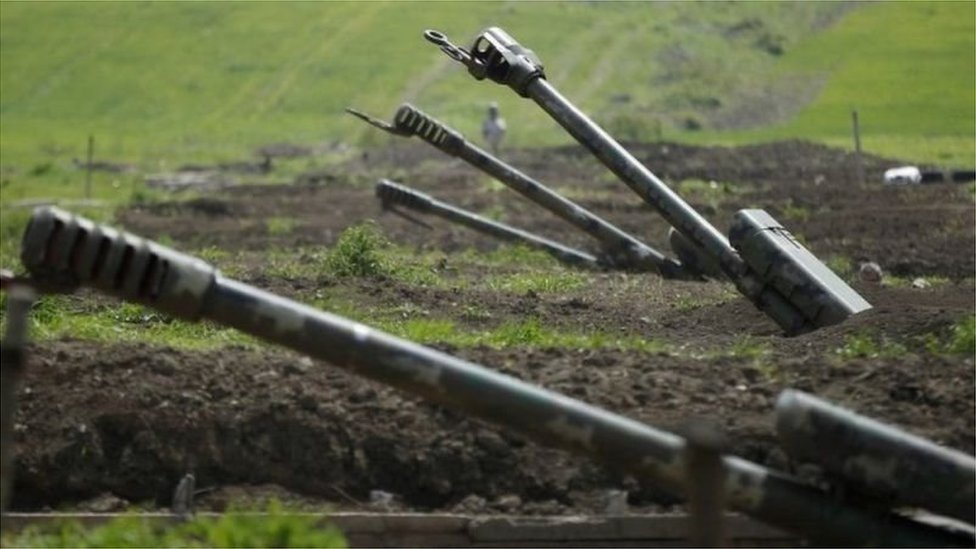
[8,140,976,517]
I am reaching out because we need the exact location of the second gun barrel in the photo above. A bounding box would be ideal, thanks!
[776,389,976,523]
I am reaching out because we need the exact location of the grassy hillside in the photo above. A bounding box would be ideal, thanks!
[0,1,972,177]
[710,1,976,165]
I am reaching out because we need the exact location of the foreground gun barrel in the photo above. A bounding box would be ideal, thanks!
[348,104,690,278]
[15,207,970,547]
[776,390,976,524]
[425,28,872,335]
[376,179,601,269]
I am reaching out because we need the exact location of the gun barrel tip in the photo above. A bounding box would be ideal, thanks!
[423,29,447,44]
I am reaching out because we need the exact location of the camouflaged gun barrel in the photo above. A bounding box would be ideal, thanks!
[15,207,971,547]
[348,104,690,279]
[776,390,976,524]
[424,27,872,335]
[375,179,601,269]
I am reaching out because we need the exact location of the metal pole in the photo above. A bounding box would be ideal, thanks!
[683,421,727,547]
[85,135,94,200]
[852,111,864,184]
[376,179,601,269]
[0,284,36,516]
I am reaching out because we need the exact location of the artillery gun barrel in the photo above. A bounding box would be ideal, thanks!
[348,104,689,278]
[776,390,976,524]
[376,179,601,269]
[14,206,970,547]
[423,28,871,335]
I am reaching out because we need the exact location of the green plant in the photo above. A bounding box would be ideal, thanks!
[946,315,976,356]
[780,199,811,222]
[324,222,389,278]
[825,255,853,278]
[835,332,907,359]
[265,216,297,236]
[485,271,588,294]
[2,500,346,548]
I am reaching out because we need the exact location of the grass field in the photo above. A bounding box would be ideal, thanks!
[1,1,972,176]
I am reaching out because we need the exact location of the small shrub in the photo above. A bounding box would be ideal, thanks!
[324,222,389,277]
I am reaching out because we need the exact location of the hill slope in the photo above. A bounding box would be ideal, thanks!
[0,1,972,167]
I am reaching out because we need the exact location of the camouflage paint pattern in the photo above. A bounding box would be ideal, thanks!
[729,210,871,327]
[776,389,975,524]
[348,104,691,279]
[17,207,970,546]
[425,27,872,335]
[375,179,601,269]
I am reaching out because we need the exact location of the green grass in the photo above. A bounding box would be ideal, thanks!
[703,1,975,165]
[369,315,671,353]
[834,318,975,360]
[4,295,260,350]
[2,501,346,548]
[2,1,971,185]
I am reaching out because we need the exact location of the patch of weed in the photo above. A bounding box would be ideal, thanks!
[2,500,346,548]
[826,255,853,278]
[835,332,907,359]
[324,222,389,278]
[946,315,976,356]
[7,294,258,349]
[484,271,588,294]
[779,199,811,222]
[265,216,297,236]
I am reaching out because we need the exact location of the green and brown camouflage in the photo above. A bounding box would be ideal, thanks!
[348,104,693,279]
[375,179,601,269]
[776,390,976,524]
[424,27,872,335]
[14,206,971,547]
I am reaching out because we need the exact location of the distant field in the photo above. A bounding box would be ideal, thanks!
[0,1,972,174]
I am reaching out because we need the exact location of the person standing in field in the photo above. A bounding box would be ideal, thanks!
[482,102,506,156]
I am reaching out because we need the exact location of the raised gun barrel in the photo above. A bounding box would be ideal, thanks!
[376,179,601,269]
[14,206,970,547]
[776,390,976,524]
[424,27,872,335]
[348,104,691,278]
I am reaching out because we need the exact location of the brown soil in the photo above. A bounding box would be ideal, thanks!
[9,140,976,516]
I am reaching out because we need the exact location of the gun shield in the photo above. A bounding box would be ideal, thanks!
[729,210,871,327]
